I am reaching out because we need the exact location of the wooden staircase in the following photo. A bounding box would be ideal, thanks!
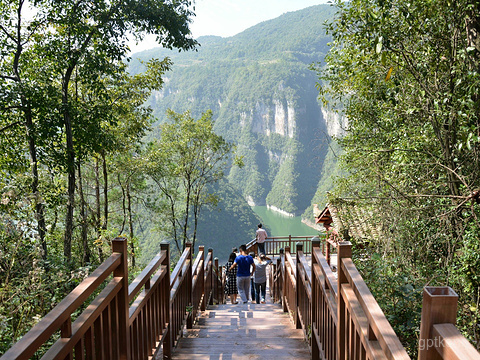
[172,302,310,359]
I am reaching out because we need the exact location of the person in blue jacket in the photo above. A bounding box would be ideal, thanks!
[229,244,255,304]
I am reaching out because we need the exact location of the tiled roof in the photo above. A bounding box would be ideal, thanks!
[315,199,382,242]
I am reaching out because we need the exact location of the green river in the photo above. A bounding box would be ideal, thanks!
[251,206,319,237]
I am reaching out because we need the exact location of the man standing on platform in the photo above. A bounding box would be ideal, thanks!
[255,223,268,255]
[229,244,255,304]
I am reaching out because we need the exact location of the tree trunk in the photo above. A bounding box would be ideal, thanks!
[63,66,75,263]
[101,150,108,231]
[94,156,104,261]
[77,161,90,265]
[127,183,135,267]
[182,178,191,251]
[95,156,101,232]
[24,103,47,260]
[11,18,47,260]
[119,173,126,235]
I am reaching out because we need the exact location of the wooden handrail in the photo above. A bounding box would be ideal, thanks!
[0,247,124,360]
[431,324,480,360]
[296,243,312,336]
[278,237,479,360]
[0,239,224,360]
[128,251,167,302]
[340,254,410,359]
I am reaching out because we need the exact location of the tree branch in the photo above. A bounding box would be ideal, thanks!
[0,74,19,81]
[0,121,22,133]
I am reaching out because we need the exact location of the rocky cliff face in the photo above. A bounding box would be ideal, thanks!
[322,107,345,138]
[227,80,329,215]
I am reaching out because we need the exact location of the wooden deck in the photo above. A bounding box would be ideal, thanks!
[171,301,310,359]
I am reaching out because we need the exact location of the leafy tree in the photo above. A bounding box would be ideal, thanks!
[145,109,241,254]
[315,0,480,351]
[0,0,193,350]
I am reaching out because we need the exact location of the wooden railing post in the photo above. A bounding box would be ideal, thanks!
[295,242,303,329]
[214,257,220,304]
[418,287,458,360]
[198,246,206,312]
[281,247,287,312]
[160,241,171,360]
[336,241,352,360]
[208,248,214,306]
[311,238,321,359]
[186,242,193,329]
[275,257,281,303]
[112,237,131,360]
[325,242,331,265]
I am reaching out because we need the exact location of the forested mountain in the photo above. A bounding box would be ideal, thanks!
[130,5,338,227]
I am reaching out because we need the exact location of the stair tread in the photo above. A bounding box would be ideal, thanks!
[171,300,310,359]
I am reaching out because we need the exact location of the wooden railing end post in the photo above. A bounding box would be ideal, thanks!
[336,240,352,360]
[418,286,458,360]
[295,243,302,329]
[185,242,193,328]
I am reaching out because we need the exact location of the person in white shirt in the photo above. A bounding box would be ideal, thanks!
[255,223,268,255]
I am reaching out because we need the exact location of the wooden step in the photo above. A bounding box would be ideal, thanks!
[171,300,311,359]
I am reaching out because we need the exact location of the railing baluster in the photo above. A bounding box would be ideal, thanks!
[336,241,352,360]
[112,238,130,360]
[311,238,320,359]
[161,241,171,360]
[60,318,73,360]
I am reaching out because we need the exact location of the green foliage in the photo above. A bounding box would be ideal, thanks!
[302,139,344,220]
[0,0,196,352]
[195,179,263,263]
[353,248,423,357]
[317,0,480,351]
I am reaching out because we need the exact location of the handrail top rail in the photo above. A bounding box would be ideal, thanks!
[297,249,312,281]
[0,252,122,360]
[128,250,167,302]
[204,250,213,269]
[192,248,205,275]
[312,247,338,297]
[170,244,192,288]
[246,235,318,250]
[432,323,480,360]
[341,257,410,359]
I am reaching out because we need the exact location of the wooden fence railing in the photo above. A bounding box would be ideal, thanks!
[0,238,222,360]
[2,235,479,360]
[246,235,316,256]
[272,238,480,360]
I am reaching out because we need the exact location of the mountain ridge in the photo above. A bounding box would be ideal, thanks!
[130,4,339,259]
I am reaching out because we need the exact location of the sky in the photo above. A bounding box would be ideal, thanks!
[128,0,329,53]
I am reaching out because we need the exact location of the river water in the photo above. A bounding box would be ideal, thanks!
[251,206,319,237]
